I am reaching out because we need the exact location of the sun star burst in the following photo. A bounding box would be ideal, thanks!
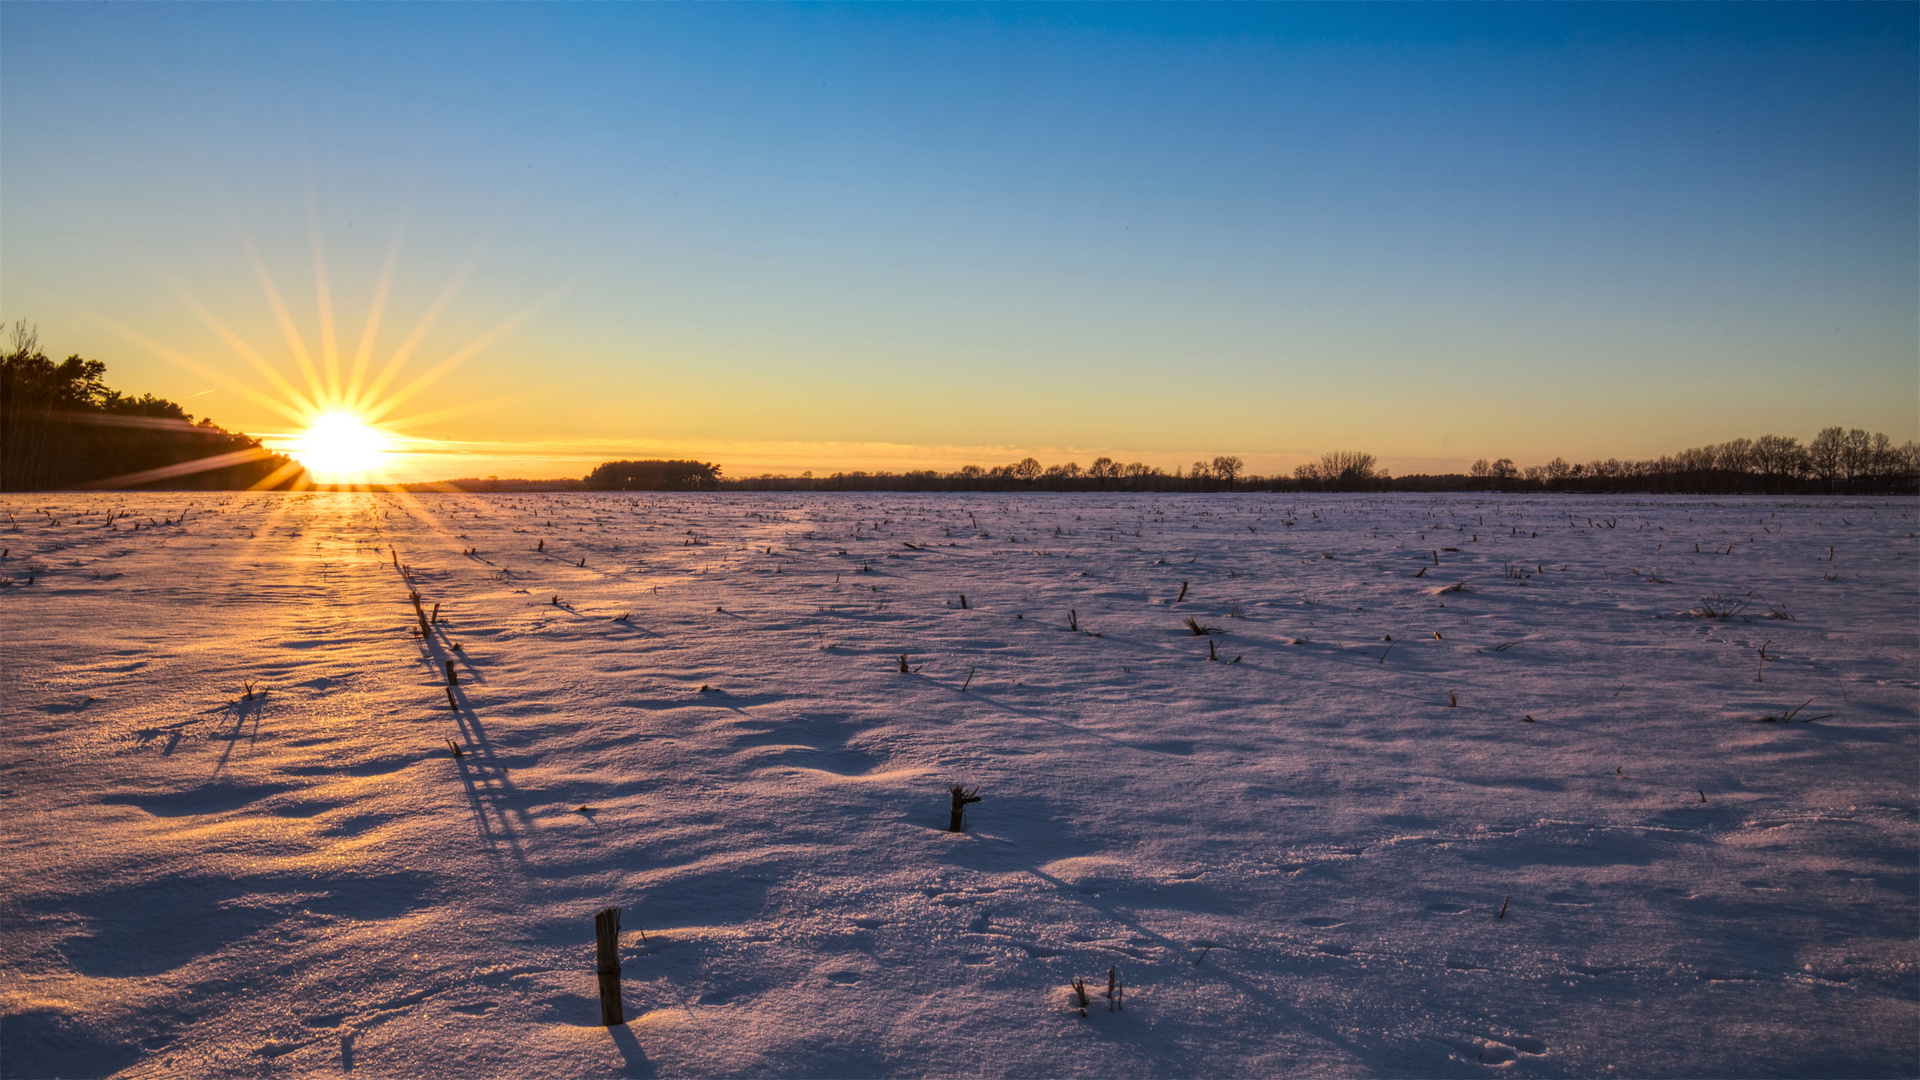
[289,411,393,482]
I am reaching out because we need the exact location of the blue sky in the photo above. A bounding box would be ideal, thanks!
[4,3,1914,479]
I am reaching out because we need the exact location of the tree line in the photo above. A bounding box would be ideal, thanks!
[686,434,1919,495]
[0,324,304,491]
[1449,429,1919,495]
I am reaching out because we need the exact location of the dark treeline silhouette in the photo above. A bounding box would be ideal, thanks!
[696,436,1920,495]
[718,455,1254,492]
[584,459,723,491]
[1443,430,1920,495]
[1,324,304,492]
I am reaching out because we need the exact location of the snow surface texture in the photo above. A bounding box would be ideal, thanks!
[2,492,1915,1079]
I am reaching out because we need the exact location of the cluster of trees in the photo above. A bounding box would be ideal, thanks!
[1292,451,1382,490]
[1456,430,1919,495]
[584,459,723,491]
[0,324,303,492]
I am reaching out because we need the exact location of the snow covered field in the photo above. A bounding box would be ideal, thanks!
[3,491,1915,1079]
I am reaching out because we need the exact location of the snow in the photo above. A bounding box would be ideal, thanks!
[2,491,1915,1078]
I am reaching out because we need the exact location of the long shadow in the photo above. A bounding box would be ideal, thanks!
[607,1024,656,1077]
[446,684,532,869]
[393,559,490,686]
[393,561,532,864]
[548,604,663,638]
[208,696,268,778]
[421,624,488,685]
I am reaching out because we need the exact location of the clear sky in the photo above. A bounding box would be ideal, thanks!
[4,3,1914,482]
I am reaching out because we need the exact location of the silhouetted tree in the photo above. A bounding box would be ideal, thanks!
[1808,427,1845,492]
[584,459,721,490]
[1211,455,1244,490]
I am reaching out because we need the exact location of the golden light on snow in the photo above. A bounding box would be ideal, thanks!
[288,411,393,482]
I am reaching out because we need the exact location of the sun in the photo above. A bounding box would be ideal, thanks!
[102,203,566,491]
[289,412,393,481]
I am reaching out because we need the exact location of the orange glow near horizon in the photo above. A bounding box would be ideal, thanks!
[93,202,572,492]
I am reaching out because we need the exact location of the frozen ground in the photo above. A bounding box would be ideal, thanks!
[1,491,1915,1079]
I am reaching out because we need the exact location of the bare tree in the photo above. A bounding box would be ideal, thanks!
[1320,451,1376,482]
[1808,427,1845,491]
[1716,438,1754,474]
[1840,429,1873,490]
[1751,434,1806,491]
[1211,455,1244,490]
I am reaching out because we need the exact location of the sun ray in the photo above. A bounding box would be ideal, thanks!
[352,240,488,415]
[77,446,275,490]
[240,231,327,407]
[100,319,313,427]
[246,459,310,492]
[346,213,408,410]
[365,279,575,425]
[306,187,343,403]
[369,392,528,435]
[376,484,484,549]
[172,289,320,418]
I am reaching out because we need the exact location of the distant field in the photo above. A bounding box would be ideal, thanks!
[3,492,1914,1077]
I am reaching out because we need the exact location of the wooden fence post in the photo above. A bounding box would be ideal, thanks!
[595,907,625,1025]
